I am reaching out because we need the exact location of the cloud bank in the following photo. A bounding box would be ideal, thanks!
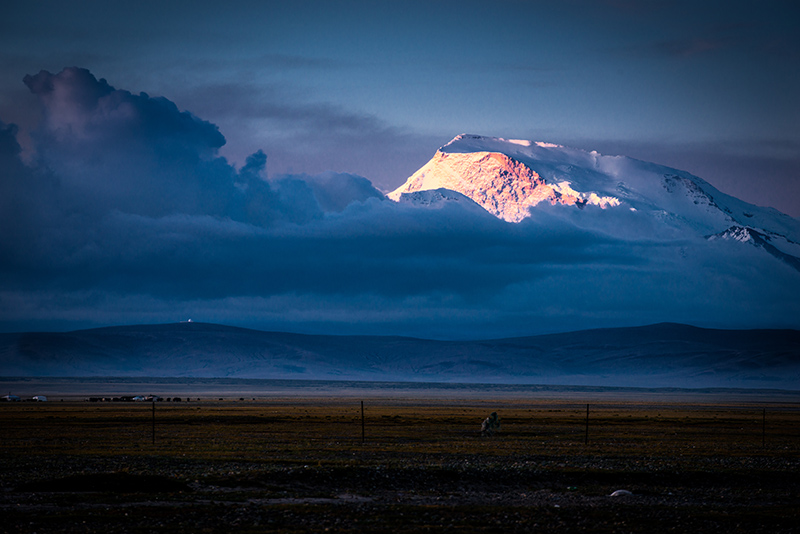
[1,68,798,338]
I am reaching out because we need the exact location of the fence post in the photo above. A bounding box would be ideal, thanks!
[361,400,365,444]
[152,400,156,445]
[585,404,589,445]
[762,408,766,448]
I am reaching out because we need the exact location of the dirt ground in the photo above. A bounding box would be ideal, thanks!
[1,398,798,533]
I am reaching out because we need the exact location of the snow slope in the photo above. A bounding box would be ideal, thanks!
[389,134,800,269]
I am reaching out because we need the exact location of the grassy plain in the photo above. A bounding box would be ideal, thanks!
[1,398,799,533]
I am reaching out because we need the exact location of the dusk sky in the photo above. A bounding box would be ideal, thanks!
[1,0,799,337]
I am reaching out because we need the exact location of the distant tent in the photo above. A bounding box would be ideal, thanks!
[1,394,21,402]
[32,395,47,402]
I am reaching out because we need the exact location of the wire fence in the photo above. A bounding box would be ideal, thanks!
[2,399,799,459]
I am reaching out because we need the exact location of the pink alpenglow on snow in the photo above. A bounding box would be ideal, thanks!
[389,134,621,222]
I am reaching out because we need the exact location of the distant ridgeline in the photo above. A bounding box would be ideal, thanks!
[1,322,799,390]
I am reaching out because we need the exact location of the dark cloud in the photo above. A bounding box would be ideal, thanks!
[173,81,440,191]
[291,172,384,212]
[178,82,380,132]
[1,67,798,338]
[22,67,228,218]
[10,67,384,223]
[0,121,42,252]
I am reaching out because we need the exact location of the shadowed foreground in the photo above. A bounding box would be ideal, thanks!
[1,398,799,533]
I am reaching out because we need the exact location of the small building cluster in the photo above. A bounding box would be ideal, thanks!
[87,395,188,402]
[1,393,46,402]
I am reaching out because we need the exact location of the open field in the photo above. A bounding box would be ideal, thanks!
[2,397,799,533]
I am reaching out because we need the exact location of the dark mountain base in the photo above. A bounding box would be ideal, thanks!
[2,322,799,389]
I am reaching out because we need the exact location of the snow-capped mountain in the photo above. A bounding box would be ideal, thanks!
[392,188,490,215]
[390,134,800,270]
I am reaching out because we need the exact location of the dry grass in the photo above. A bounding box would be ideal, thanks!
[2,399,796,459]
[1,398,799,533]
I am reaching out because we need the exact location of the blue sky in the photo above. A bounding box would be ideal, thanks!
[0,1,799,337]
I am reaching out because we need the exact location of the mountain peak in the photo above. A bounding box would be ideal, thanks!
[389,135,620,222]
[441,133,563,153]
[388,134,800,269]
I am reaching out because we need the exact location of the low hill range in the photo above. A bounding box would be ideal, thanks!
[1,322,798,390]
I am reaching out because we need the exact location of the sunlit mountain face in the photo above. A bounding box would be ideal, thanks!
[390,137,621,223]
[390,134,800,273]
[393,135,796,235]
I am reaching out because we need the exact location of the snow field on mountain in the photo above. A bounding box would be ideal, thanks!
[391,134,800,260]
